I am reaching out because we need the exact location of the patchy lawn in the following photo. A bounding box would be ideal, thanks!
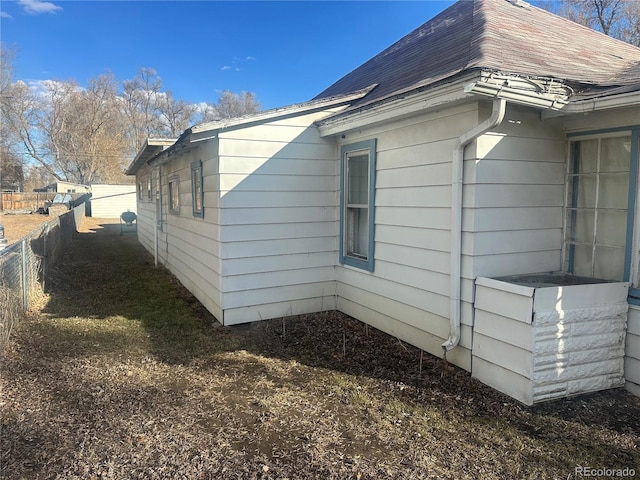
[0,212,52,245]
[1,218,639,479]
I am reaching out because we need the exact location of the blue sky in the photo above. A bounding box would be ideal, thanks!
[0,0,456,110]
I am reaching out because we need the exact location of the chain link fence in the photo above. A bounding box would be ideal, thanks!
[0,204,86,347]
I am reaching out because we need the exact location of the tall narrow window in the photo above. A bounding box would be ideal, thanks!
[191,160,204,218]
[146,174,152,202]
[168,175,180,214]
[340,139,376,271]
[565,134,634,281]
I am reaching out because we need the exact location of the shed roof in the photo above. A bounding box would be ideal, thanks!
[314,0,640,109]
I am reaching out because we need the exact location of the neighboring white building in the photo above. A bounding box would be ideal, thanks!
[34,181,91,194]
[90,184,137,219]
[127,0,640,404]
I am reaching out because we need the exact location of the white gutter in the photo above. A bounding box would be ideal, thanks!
[443,98,506,352]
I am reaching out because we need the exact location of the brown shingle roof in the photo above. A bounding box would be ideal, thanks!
[314,0,640,107]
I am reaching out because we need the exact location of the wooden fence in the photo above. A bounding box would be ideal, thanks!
[1,192,55,212]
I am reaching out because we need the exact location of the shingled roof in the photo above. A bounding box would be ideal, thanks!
[314,0,640,108]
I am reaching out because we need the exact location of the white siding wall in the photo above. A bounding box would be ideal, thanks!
[160,141,223,321]
[133,142,223,322]
[334,103,484,371]
[627,306,640,396]
[218,110,341,324]
[134,165,157,257]
[464,104,566,280]
[90,184,136,218]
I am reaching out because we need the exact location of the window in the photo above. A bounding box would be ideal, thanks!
[565,131,638,283]
[138,181,143,201]
[168,175,180,214]
[340,139,376,271]
[146,174,152,202]
[191,160,204,218]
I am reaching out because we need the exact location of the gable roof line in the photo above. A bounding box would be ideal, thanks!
[190,84,377,136]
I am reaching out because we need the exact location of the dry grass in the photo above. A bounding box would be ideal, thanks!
[0,213,52,246]
[1,218,639,479]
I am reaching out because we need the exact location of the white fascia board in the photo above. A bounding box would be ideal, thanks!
[542,90,640,119]
[317,78,477,138]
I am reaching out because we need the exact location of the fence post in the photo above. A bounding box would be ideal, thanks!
[42,224,48,292]
[21,238,28,311]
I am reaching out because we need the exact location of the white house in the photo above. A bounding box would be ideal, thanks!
[127,0,640,405]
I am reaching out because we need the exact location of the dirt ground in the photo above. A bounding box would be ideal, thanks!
[1,217,639,479]
[0,212,52,245]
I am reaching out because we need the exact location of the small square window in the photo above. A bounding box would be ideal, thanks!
[191,160,204,218]
[168,175,180,214]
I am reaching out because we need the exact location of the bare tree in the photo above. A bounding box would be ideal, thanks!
[3,73,130,185]
[196,90,262,123]
[215,90,261,119]
[2,47,263,186]
[1,45,26,190]
[51,73,129,183]
[541,0,640,46]
[155,91,197,137]
[121,67,166,153]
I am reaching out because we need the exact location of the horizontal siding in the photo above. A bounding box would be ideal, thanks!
[464,206,563,232]
[218,109,339,324]
[465,104,565,282]
[462,229,562,256]
[222,236,336,259]
[220,190,334,208]
[463,184,564,208]
[335,104,481,371]
[626,307,640,396]
[220,173,333,193]
[221,206,333,225]
[223,281,336,310]
[224,295,337,325]
[224,266,335,293]
[376,225,450,252]
[471,251,562,278]
[465,159,565,184]
[223,221,335,243]
[141,141,224,322]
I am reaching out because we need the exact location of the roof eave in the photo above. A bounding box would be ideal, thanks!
[125,138,177,175]
[542,88,640,119]
[317,73,479,137]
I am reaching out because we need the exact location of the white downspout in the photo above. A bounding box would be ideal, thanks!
[443,98,507,352]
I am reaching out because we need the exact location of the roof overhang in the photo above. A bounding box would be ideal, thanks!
[125,138,177,175]
[542,85,640,119]
[317,73,480,137]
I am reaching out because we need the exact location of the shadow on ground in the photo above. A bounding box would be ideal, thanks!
[39,220,640,432]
